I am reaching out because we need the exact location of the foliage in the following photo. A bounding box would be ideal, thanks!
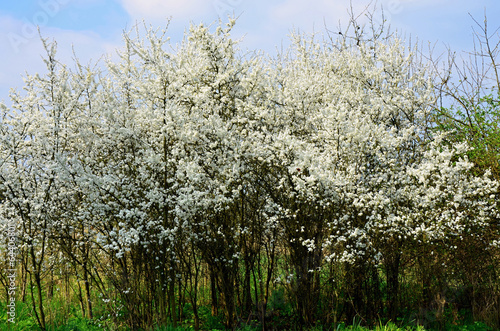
[434,14,500,180]
[0,7,499,331]
[431,14,500,328]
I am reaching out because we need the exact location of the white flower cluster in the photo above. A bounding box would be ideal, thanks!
[0,20,498,290]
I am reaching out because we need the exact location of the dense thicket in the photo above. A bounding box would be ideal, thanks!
[1,13,499,331]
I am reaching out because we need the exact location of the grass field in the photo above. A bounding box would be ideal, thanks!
[0,299,494,331]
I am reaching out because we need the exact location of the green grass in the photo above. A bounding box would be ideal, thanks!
[0,298,494,331]
[331,321,493,331]
[0,318,494,331]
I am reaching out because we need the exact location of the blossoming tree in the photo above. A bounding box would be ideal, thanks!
[1,12,499,330]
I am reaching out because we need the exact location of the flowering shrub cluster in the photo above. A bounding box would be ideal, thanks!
[0,16,499,330]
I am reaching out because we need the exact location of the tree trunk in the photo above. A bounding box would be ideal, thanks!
[210,268,218,316]
[169,271,177,327]
[30,246,46,330]
[243,255,253,315]
[220,269,235,330]
[84,270,93,319]
[386,248,401,320]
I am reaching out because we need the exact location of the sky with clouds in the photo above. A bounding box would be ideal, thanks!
[0,0,499,104]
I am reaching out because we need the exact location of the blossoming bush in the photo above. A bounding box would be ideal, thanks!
[0,13,499,330]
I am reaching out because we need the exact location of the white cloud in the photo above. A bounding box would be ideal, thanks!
[269,0,374,31]
[235,0,377,54]
[119,0,212,21]
[267,0,455,35]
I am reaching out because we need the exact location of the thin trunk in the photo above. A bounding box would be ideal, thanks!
[30,246,46,330]
[35,272,46,330]
[191,244,201,331]
[220,269,235,330]
[158,268,167,326]
[21,260,27,302]
[252,263,259,318]
[262,241,276,331]
[169,271,177,327]
[77,279,86,318]
[29,272,43,330]
[243,252,253,315]
[48,270,54,300]
[210,268,218,316]
[178,277,183,323]
[84,267,93,319]
[386,249,401,320]
[193,304,200,331]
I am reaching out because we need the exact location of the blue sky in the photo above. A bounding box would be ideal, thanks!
[1,0,499,104]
